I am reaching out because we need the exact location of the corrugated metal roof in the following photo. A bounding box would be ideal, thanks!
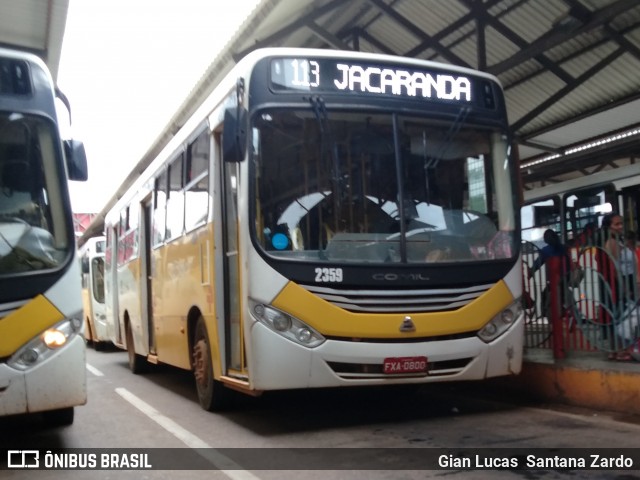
[213,0,640,187]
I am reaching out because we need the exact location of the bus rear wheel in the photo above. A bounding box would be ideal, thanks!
[193,317,232,411]
[125,321,147,374]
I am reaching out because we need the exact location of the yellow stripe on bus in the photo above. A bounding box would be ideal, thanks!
[272,281,514,338]
[0,295,64,357]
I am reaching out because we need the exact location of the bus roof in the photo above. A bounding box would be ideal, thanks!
[78,236,106,256]
[524,162,640,203]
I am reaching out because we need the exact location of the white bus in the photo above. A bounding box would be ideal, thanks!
[105,48,523,410]
[522,162,640,353]
[79,236,108,350]
[522,162,640,246]
[0,48,88,425]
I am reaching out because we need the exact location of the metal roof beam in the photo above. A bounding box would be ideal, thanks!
[352,27,396,55]
[503,21,639,92]
[404,11,474,58]
[472,3,487,70]
[459,0,574,84]
[488,0,638,75]
[232,0,347,61]
[604,24,640,63]
[511,47,626,132]
[520,91,640,141]
[404,0,507,60]
[365,0,470,67]
[517,139,563,154]
[306,22,353,50]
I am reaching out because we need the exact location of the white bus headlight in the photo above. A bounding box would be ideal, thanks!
[250,300,325,348]
[8,317,82,371]
[477,300,521,343]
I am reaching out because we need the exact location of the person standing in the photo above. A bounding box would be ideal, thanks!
[620,230,639,301]
[599,213,637,361]
[601,213,624,260]
[530,229,570,275]
[529,228,571,317]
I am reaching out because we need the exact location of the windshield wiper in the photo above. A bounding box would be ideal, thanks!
[309,96,344,249]
[426,105,471,169]
[309,95,343,193]
[421,106,471,206]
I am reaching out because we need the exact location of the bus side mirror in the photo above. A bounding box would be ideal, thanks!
[222,106,248,163]
[64,139,89,181]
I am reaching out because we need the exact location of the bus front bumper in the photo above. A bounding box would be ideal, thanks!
[0,335,87,417]
[247,314,524,390]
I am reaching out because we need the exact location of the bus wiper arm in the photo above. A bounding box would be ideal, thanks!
[309,96,343,231]
[427,105,471,169]
[310,96,342,186]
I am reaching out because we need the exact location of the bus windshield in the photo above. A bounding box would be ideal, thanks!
[0,112,69,274]
[253,109,516,264]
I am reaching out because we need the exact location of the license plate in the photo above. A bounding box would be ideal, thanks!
[383,356,428,374]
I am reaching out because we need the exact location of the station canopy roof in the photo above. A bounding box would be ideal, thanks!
[0,0,68,81]
[148,0,640,194]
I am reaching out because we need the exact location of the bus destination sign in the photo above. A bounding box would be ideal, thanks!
[270,57,473,103]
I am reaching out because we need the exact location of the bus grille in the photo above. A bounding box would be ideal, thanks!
[300,283,493,313]
[327,358,473,379]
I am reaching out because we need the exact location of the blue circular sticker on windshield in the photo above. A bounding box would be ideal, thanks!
[271,232,289,250]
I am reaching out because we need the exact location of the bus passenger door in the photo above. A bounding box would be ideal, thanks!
[105,225,123,347]
[221,160,244,374]
[141,198,156,354]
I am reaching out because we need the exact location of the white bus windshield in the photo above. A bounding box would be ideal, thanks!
[0,112,69,274]
[253,109,515,264]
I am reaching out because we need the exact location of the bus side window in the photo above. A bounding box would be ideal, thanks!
[185,130,210,231]
[166,154,185,240]
[153,170,168,246]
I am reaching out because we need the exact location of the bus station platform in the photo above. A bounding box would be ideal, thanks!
[495,350,640,416]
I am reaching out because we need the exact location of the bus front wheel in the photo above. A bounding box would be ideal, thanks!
[193,317,232,411]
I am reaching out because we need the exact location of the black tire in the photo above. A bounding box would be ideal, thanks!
[42,407,74,427]
[125,321,148,374]
[84,318,94,346]
[193,317,233,411]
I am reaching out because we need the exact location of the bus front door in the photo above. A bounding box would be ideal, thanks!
[221,160,244,375]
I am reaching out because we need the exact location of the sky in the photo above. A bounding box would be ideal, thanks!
[58,0,260,213]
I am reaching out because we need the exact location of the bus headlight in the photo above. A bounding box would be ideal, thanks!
[250,300,325,348]
[477,300,521,343]
[7,317,82,371]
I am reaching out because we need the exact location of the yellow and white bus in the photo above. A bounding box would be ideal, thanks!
[0,48,88,424]
[80,236,108,350]
[104,48,523,410]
